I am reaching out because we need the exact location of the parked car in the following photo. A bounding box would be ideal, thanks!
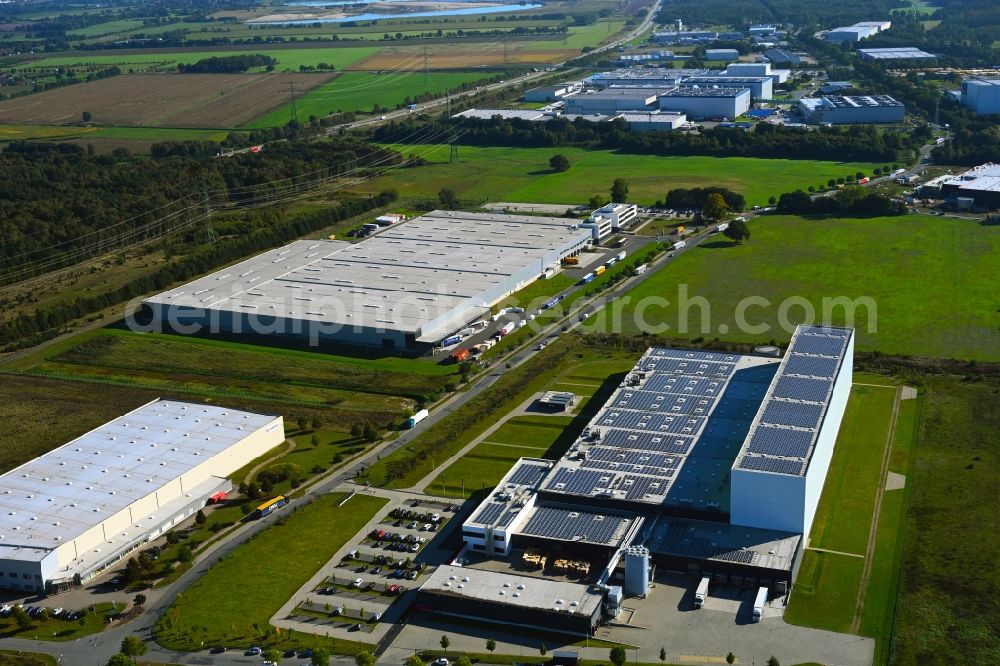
[246,646,262,656]
[373,565,383,574]
[352,578,363,588]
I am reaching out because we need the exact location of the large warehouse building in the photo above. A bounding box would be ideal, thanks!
[0,400,283,592]
[798,95,905,124]
[444,326,854,633]
[564,88,666,114]
[960,77,1000,116]
[658,87,751,120]
[939,163,1000,209]
[144,211,592,352]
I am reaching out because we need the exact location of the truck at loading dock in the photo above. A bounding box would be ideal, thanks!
[694,576,710,609]
[752,586,768,622]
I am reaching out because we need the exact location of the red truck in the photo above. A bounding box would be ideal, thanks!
[451,348,470,363]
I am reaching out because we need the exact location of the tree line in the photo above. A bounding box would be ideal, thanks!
[177,54,277,73]
[372,115,921,163]
[776,185,906,216]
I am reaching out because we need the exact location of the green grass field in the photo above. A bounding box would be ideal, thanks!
[0,124,232,144]
[154,492,386,653]
[604,215,1000,361]
[246,70,491,127]
[0,652,56,666]
[364,335,636,489]
[808,385,896,555]
[360,145,881,207]
[14,47,376,73]
[786,551,866,634]
[891,376,1000,665]
[530,19,626,50]
[67,18,146,38]
[425,415,573,497]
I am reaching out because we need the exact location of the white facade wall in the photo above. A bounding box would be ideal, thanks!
[730,467,806,534]
[658,90,751,119]
[801,334,853,542]
[962,79,1000,116]
[462,493,537,557]
[2,415,283,591]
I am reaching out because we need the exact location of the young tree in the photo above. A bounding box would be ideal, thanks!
[702,192,729,221]
[311,647,330,666]
[406,656,425,666]
[438,188,458,209]
[726,652,736,664]
[177,544,194,563]
[350,423,363,438]
[610,646,628,666]
[264,648,283,663]
[363,422,379,443]
[455,657,473,666]
[123,557,142,583]
[297,416,309,431]
[132,594,147,608]
[767,657,780,666]
[539,642,547,655]
[440,634,451,651]
[13,604,31,629]
[107,655,132,666]
[660,646,667,662]
[549,154,571,172]
[724,219,751,244]
[120,634,147,660]
[768,195,777,205]
[312,417,323,429]
[611,178,629,203]
[82,111,92,123]
[588,194,608,209]
[486,637,497,653]
[195,509,207,526]
[310,433,320,448]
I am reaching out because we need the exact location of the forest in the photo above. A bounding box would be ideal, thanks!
[177,54,278,74]
[0,139,400,285]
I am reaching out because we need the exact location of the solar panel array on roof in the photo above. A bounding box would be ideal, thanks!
[520,506,628,545]
[739,455,805,475]
[747,427,813,458]
[773,376,832,402]
[474,502,505,525]
[785,355,838,378]
[736,325,852,476]
[761,401,823,429]
[601,429,694,455]
[507,463,548,487]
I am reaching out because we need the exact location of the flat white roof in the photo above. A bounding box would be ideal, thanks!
[0,399,278,551]
[145,211,592,341]
[423,564,603,616]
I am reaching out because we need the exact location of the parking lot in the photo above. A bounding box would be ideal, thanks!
[273,496,458,641]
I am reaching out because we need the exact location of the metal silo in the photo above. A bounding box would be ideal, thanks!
[623,545,650,597]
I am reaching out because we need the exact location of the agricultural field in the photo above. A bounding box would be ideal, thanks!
[12,46,377,74]
[358,145,882,207]
[246,70,493,127]
[0,123,231,147]
[0,72,336,128]
[604,214,1000,361]
[153,492,386,654]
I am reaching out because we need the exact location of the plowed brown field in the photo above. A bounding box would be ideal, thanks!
[0,71,336,128]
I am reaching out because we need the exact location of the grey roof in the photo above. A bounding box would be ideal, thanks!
[942,163,1000,193]
[145,211,591,342]
[661,87,750,98]
[543,348,780,507]
[645,517,801,573]
[734,325,853,477]
[0,399,277,551]
[858,47,935,60]
[455,109,546,121]
[422,564,604,616]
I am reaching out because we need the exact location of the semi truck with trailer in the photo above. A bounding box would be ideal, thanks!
[406,409,430,429]
[580,272,595,285]
[694,576,710,609]
[594,265,606,276]
[497,321,516,337]
[441,334,462,347]
[752,586,768,622]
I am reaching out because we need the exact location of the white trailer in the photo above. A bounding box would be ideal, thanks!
[674,240,687,249]
[694,576,710,609]
[633,263,648,276]
[752,586,768,622]
[406,409,429,429]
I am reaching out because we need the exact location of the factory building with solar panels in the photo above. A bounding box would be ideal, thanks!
[444,326,852,632]
[143,211,592,352]
[0,400,283,592]
[798,95,905,124]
